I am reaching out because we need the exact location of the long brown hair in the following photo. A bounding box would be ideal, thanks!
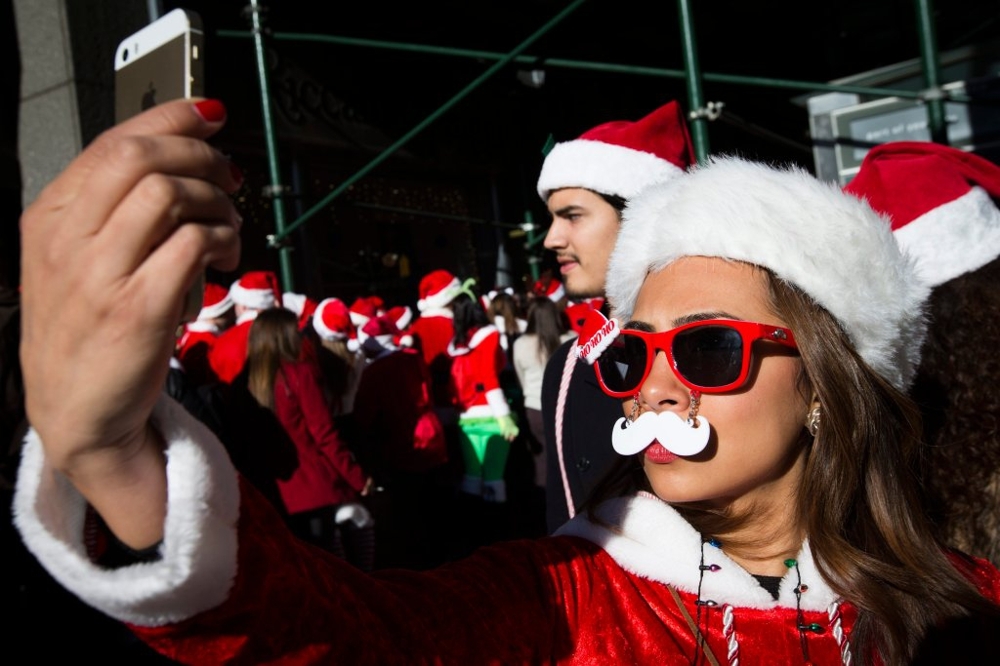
[246,308,302,410]
[587,267,999,664]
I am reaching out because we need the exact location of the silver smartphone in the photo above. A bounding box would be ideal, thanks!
[115,9,205,321]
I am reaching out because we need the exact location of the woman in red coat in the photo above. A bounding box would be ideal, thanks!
[244,308,373,552]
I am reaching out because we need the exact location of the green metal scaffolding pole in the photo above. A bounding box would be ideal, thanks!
[260,0,590,247]
[248,0,296,291]
[915,0,948,143]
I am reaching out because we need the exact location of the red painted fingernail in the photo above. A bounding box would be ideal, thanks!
[193,99,226,122]
[229,160,244,186]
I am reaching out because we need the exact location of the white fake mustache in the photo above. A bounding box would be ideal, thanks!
[611,411,711,457]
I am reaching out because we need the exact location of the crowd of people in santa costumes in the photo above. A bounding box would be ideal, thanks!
[161,259,583,568]
[15,95,1000,662]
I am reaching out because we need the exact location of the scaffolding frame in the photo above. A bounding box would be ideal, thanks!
[227,0,953,290]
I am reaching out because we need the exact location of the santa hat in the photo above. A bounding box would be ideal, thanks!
[606,156,929,391]
[282,292,319,331]
[349,296,380,327]
[230,271,282,310]
[359,314,400,351]
[417,270,461,312]
[844,141,1000,287]
[313,297,354,341]
[196,282,233,321]
[536,100,694,201]
[532,277,565,303]
[384,305,415,347]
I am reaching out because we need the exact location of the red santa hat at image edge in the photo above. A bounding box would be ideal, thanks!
[196,282,233,321]
[533,277,565,303]
[229,270,282,310]
[536,100,695,201]
[417,269,461,312]
[844,141,1000,288]
[313,298,354,341]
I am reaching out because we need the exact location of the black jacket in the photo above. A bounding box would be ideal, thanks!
[540,338,622,533]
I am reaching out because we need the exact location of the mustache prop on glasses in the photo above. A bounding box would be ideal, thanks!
[612,410,710,457]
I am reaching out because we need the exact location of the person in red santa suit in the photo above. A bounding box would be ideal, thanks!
[447,280,520,503]
[208,270,281,384]
[15,101,1000,665]
[408,270,461,403]
[174,281,234,387]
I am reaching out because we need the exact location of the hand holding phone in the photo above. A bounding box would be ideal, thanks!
[115,9,207,321]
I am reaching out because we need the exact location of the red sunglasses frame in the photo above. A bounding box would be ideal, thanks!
[594,319,798,398]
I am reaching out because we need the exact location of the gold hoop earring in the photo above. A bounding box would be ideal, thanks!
[806,405,821,437]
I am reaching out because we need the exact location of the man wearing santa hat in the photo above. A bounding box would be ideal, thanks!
[208,270,282,384]
[845,141,1000,565]
[538,100,695,532]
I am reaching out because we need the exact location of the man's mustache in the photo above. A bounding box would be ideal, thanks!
[611,411,710,457]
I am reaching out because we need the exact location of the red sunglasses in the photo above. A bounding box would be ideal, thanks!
[593,319,798,398]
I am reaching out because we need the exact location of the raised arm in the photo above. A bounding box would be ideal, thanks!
[18,99,242,548]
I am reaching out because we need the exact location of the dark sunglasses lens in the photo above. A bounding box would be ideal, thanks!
[672,325,744,388]
[597,334,649,394]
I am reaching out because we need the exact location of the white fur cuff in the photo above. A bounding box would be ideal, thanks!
[13,394,241,627]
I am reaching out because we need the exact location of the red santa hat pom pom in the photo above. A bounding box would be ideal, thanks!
[197,282,234,321]
[532,277,565,303]
[537,100,695,201]
[230,270,282,310]
[349,296,380,327]
[844,141,1000,288]
[313,298,354,341]
[417,269,461,312]
[575,309,620,365]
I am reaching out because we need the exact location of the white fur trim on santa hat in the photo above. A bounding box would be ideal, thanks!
[197,295,233,321]
[556,493,837,610]
[230,281,276,310]
[537,140,684,201]
[13,395,240,626]
[417,276,461,312]
[895,185,1000,287]
[606,156,929,390]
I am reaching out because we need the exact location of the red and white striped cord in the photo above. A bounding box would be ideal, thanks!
[554,347,578,520]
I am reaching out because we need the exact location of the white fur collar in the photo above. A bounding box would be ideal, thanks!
[447,325,498,356]
[555,492,838,611]
[418,307,453,320]
[184,320,221,334]
[13,395,240,626]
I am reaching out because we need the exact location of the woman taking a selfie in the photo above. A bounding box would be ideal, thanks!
[14,102,1000,665]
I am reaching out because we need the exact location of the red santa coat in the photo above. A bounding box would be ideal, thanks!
[14,398,1000,665]
[448,325,509,419]
[175,322,220,387]
[208,318,253,385]
[269,359,368,514]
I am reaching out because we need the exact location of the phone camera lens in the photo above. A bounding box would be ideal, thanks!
[122,48,129,62]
